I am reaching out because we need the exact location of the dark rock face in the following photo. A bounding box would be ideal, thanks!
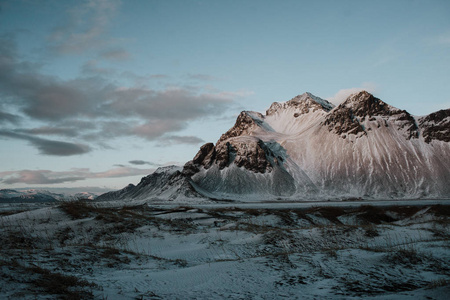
[345,91,391,117]
[221,139,278,173]
[233,140,271,173]
[323,106,366,136]
[185,139,281,174]
[183,143,216,176]
[324,91,419,139]
[218,111,264,143]
[193,143,216,167]
[419,109,450,143]
[182,110,282,174]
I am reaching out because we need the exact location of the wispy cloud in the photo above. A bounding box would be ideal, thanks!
[0,110,20,124]
[81,60,116,75]
[48,0,121,54]
[0,170,85,185]
[128,160,158,166]
[186,73,219,81]
[0,130,90,156]
[17,126,79,137]
[158,135,205,146]
[0,166,154,185]
[100,48,130,61]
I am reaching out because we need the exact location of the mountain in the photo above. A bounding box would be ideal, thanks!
[0,189,101,203]
[101,91,450,202]
[96,166,204,202]
[0,189,60,203]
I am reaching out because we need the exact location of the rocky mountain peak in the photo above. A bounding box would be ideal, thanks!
[323,91,419,139]
[289,92,334,111]
[266,92,334,116]
[218,111,265,143]
[338,91,393,117]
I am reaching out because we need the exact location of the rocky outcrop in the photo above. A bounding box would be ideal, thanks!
[218,111,265,143]
[323,105,366,136]
[185,138,282,174]
[419,109,450,143]
[323,91,419,139]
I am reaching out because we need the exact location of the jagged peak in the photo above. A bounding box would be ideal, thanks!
[218,110,266,142]
[288,92,334,110]
[325,91,420,139]
[341,90,378,104]
[335,91,398,117]
[267,92,334,116]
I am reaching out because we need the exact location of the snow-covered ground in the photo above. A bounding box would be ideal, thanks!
[0,200,449,299]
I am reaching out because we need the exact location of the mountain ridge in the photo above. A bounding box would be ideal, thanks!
[99,91,450,202]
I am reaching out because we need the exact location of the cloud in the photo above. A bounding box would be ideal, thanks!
[186,73,218,81]
[48,0,121,54]
[0,130,91,156]
[92,167,153,178]
[149,74,170,79]
[0,110,20,124]
[1,170,85,185]
[158,135,205,146]
[131,120,185,140]
[0,166,155,185]
[100,48,130,61]
[32,139,91,156]
[17,126,79,137]
[0,35,239,155]
[129,160,158,166]
[109,87,233,121]
[327,83,377,105]
[81,60,116,75]
[121,72,170,83]
[0,38,105,121]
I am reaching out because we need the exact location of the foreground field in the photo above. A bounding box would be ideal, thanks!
[0,201,449,299]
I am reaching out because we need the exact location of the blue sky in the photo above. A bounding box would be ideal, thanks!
[0,0,449,192]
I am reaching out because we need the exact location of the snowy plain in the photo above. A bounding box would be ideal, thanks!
[0,199,449,299]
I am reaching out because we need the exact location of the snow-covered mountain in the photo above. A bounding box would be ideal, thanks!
[101,91,450,202]
[0,189,61,203]
[0,189,99,203]
[96,166,204,202]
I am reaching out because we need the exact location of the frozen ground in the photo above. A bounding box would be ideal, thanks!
[0,200,449,299]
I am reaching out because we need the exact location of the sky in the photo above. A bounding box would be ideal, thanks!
[0,0,449,193]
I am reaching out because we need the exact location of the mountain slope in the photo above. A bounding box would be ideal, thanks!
[96,166,205,202]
